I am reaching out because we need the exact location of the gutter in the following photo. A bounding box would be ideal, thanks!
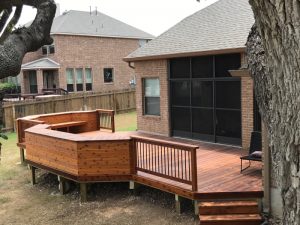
[123,47,246,62]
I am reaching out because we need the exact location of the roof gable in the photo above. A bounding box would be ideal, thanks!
[125,0,254,61]
[51,10,154,40]
[22,58,60,70]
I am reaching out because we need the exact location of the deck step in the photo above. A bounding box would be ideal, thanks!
[199,200,259,215]
[198,200,262,225]
[200,214,262,225]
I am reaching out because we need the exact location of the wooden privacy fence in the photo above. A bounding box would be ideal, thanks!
[131,136,199,191]
[2,89,135,131]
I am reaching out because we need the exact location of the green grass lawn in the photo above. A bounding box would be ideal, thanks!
[115,111,137,131]
[0,132,25,185]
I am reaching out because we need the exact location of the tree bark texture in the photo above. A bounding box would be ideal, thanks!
[0,0,56,79]
[247,1,300,224]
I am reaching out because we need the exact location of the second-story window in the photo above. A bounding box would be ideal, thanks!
[104,68,113,83]
[42,44,55,55]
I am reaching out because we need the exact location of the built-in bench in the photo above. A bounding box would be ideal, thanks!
[50,121,87,132]
[16,109,115,164]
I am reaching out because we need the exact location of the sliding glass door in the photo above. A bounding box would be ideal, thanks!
[170,54,241,145]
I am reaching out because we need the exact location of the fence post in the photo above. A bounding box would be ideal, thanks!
[111,110,115,133]
[191,148,198,192]
[113,91,117,112]
[12,104,16,132]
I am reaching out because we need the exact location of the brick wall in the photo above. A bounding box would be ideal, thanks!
[134,60,170,136]
[241,75,254,149]
[22,34,142,93]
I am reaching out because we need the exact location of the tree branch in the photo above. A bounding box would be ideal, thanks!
[0,6,23,44]
[0,0,56,79]
[0,8,12,33]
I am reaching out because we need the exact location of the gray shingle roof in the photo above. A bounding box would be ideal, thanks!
[125,0,254,61]
[22,58,60,70]
[50,10,154,39]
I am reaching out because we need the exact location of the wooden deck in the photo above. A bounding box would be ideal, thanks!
[80,131,263,200]
[18,110,262,202]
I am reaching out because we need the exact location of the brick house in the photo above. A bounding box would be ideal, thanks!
[20,10,153,94]
[125,0,276,219]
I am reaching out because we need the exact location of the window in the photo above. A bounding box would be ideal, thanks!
[28,71,38,94]
[144,78,160,116]
[85,68,92,91]
[49,45,55,54]
[104,68,113,83]
[66,68,74,92]
[139,39,147,47]
[42,46,48,55]
[76,69,83,91]
[42,44,55,55]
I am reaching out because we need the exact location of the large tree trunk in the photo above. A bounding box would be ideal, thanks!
[247,1,300,224]
[0,0,56,78]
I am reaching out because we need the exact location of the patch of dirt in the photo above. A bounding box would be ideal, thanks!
[0,169,198,225]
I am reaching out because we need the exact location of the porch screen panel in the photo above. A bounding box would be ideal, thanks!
[191,81,214,141]
[215,81,241,145]
[192,56,213,78]
[170,80,191,137]
[170,58,190,78]
[192,108,214,141]
[76,69,83,92]
[215,54,241,77]
[170,53,242,145]
[171,107,191,138]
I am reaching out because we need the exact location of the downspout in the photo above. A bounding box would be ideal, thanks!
[128,61,135,69]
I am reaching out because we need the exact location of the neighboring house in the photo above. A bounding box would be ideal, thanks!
[125,0,277,221]
[20,10,154,94]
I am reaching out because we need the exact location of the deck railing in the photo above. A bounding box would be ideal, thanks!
[131,136,199,191]
[97,109,115,132]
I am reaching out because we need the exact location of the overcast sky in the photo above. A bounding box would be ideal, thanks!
[18,0,219,36]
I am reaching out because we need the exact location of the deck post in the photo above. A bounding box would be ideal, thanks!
[20,148,26,165]
[58,176,69,195]
[80,183,87,202]
[191,148,198,192]
[194,200,199,216]
[30,165,36,185]
[175,194,183,214]
[129,181,140,194]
